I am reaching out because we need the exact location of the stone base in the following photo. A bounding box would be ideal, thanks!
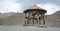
[23,24,47,28]
[36,25,47,28]
[23,24,34,26]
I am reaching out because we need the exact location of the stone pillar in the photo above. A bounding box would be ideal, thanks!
[25,13,28,24]
[25,19,27,24]
[43,14,45,25]
[37,16,40,25]
[32,19,34,25]
[41,19,44,25]
[41,15,45,25]
[43,19,45,25]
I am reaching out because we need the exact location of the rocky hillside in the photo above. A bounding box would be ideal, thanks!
[0,11,60,27]
[45,11,60,27]
[0,12,25,25]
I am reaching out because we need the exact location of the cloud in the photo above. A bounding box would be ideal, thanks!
[0,0,60,15]
[0,0,20,13]
[37,3,60,15]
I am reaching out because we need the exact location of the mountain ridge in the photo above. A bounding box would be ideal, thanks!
[0,11,60,27]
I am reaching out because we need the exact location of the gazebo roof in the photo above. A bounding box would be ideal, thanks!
[24,5,47,13]
[28,5,46,10]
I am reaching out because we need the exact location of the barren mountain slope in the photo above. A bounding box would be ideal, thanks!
[45,11,60,27]
[0,13,25,25]
[0,11,60,26]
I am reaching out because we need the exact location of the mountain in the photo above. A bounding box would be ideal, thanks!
[0,12,25,25]
[0,11,60,27]
[45,11,60,27]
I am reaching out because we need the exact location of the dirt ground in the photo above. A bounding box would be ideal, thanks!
[0,25,60,31]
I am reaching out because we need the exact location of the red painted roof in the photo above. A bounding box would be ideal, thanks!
[27,5,46,10]
[24,5,47,13]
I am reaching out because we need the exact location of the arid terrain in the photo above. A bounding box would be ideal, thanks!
[0,11,60,31]
[45,11,60,27]
[0,25,60,31]
[0,11,60,27]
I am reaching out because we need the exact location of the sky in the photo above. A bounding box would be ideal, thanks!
[0,0,60,15]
